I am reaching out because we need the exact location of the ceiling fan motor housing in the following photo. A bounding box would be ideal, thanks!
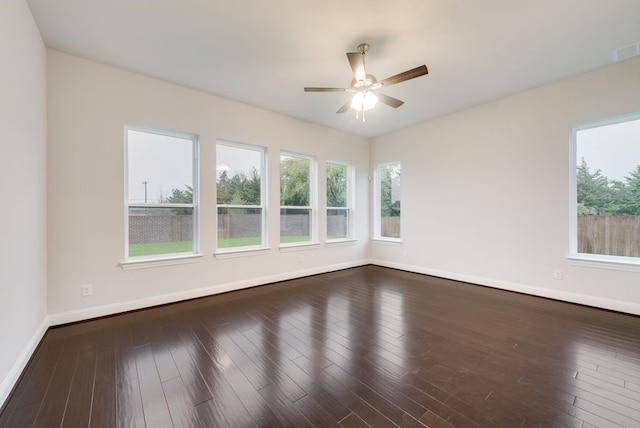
[351,74,377,88]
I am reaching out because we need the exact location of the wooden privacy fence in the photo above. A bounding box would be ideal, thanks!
[382,217,400,238]
[578,215,640,257]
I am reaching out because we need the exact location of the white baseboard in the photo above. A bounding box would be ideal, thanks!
[0,316,49,409]
[369,259,640,316]
[48,260,369,326]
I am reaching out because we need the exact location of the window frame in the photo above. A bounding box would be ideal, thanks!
[326,160,355,242]
[215,139,268,254]
[373,161,402,242]
[569,111,640,270]
[123,124,200,263]
[279,151,317,247]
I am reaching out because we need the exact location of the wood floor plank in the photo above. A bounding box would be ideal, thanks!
[325,362,426,424]
[315,363,399,427]
[245,326,353,422]
[147,323,181,383]
[32,338,81,426]
[134,343,174,427]
[292,394,342,427]
[340,412,372,428]
[227,328,306,402]
[162,358,235,428]
[185,317,285,427]
[61,338,98,427]
[89,328,116,427]
[161,324,214,406]
[0,340,63,427]
[116,376,145,427]
[176,322,258,427]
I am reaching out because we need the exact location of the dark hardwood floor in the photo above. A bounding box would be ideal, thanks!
[2,265,640,427]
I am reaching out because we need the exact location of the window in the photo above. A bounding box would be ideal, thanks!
[374,162,401,240]
[571,113,640,265]
[280,152,316,245]
[326,161,353,240]
[125,126,198,259]
[216,141,266,251]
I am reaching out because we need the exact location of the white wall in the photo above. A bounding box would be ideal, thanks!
[371,56,640,314]
[0,0,48,406]
[46,50,370,323]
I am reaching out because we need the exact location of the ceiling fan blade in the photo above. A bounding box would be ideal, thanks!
[347,52,366,82]
[380,65,428,87]
[336,100,351,114]
[304,87,348,92]
[377,93,404,109]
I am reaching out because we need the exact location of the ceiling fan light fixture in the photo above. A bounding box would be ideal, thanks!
[351,91,378,111]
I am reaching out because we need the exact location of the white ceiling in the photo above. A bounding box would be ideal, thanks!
[26,0,640,138]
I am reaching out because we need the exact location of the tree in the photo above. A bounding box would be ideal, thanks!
[576,158,640,215]
[380,164,400,217]
[217,167,261,206]
[240,167,261,205]
[280,157,310,206]
[327,163,347,207]
[216,170,234,204]
[620,165,640,215]
[576,158,612,214]
[607,179,629,215]
[163,185,193,215]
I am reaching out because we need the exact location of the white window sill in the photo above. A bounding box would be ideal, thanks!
[372,238,403,246]
[215,247,271,259]
[568,255,640,273]
[120,253,203,270]
[326,238,357,247]
[279,242,321,252]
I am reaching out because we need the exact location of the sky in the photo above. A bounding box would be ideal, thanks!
[128,134,265,204]
[216,143,262,177]
[128,130,193,204]
[577,118,640,182]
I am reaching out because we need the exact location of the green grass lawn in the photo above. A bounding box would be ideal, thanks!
[280,235,311,244]
[130,235,322,256]
[328,235,347,240]
[129,240,193,257]
[218,235,312,247]
[217,236,261,248]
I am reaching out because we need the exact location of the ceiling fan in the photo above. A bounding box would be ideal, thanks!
[304,43,428,121]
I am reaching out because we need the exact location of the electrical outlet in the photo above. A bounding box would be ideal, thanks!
[553,269,563,280]
[82,284,93,296]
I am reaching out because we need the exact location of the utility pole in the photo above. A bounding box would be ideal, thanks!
[142,181,148,203]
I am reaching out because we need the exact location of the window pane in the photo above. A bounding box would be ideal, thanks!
[576,118,640,257]
[216,141,266,251]
[280,208,311,243]
[327,163,347,207]
[327,208,348,239]
[126,127,197,260]
[128,207,193,257]
[128,130,193,204]
[217,207,262,248]
[280,155,310,206]
[380,163,401,238]
[216,144,262,205]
